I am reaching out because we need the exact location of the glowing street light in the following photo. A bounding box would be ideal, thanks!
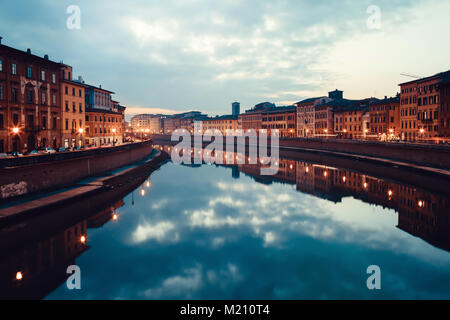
[78,128,84,134]
[80,235,87,244]
[12,127,20,134]
[112,128,117,146]
[418,200,424,208]
[112,213,119,221]
[16,271,23,281]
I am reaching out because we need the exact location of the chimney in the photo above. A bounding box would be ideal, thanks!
[0,36,3,44]
[384,96,387,99]
[27,48,31,54]
[99,85,102,89]
[44,54,49,60]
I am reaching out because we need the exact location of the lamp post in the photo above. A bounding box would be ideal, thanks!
[12,127,20,154]
[78,128,84,148]
[112,128,117,146]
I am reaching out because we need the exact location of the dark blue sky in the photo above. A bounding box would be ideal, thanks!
[1,0,449,118]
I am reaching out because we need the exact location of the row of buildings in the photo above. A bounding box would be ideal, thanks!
[130,69,450,142]
[0,38,125,153]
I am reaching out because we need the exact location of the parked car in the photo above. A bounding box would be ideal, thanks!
[28,150,39,155]
[58,147,68,152]
[43,147,56,154]
[0,153,10,158]
[10,151,24,157]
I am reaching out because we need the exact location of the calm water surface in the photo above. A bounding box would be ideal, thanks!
[40,153,450,300]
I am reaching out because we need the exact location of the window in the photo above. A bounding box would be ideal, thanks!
[52,94,57,105]
[42,116,47,129]
[79,89,82,97]
[65,101,69,111]
[0,84,3,100]
[27,90,34,104]
[79,103,83,113]
[27,66,33,78]
[72,88,75,96]
[13,114,19,125]
[41,92,46,104]
[12,88,18,102]
[53,117,57,129]
[0,59,2,72]
[12,63,17,75]
[72,102,76,112]
[65,119,69,130]
[52,73,56,84]
[65,86,68,94]
[0,114,3,129]
[41,70,46,81]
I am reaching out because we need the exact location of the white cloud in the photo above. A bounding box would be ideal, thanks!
[132,221,178,243]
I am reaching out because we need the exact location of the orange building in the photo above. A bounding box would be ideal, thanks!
[238,102,274,132]
[261,105,297,137]
[60,65,87,148]
[334,104,370,139]
[202,115,238,135]
[369,96,400,139]
[84,84,125,147]
[399,71,447,140]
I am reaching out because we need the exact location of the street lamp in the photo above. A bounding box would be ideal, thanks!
[12,127,20,134]
[78,128,84,148]
[112,128,117,146]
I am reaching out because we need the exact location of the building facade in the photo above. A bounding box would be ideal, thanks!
[261,105,297,137]
[0,43,61,153]
[60,65,86,148]
[439,73,450,138]
[369,96,400,140]
[202,115,238,135]
[334,104,369,139]
[296,97,330,137]
[238,102,274,133]
[84,84,125,146]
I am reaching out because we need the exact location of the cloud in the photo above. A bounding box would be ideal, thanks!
[132,221,178,243]
[1,0,448,115]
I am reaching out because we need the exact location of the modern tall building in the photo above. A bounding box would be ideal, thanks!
[232,102,240,116]
[0,40,62,153]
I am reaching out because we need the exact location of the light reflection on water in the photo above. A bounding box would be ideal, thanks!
[2,147,450,299]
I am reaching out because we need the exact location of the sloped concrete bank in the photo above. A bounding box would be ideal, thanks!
[0,141,153,201]
[0,150,169,226]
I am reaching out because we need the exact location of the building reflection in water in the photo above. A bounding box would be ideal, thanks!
[157,144,450,253]
[0,200,124,299]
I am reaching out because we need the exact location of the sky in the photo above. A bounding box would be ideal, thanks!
[1,0,449,118]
